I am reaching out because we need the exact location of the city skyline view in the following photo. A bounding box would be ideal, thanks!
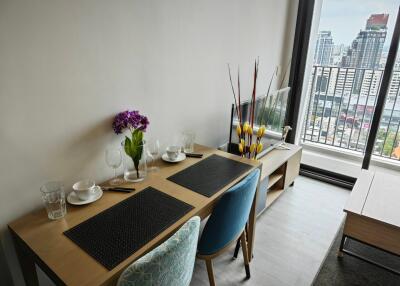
[319,0,398,49]
[303,1,400,160]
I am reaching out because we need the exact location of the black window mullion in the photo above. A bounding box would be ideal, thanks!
[285,0,316,143]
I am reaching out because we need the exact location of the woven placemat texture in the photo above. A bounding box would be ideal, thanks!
[168,154,253,197]
[64,187,194,270]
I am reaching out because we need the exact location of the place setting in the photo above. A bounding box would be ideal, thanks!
[67,179,103,206]
[162,145,187,163]
[161,131,203,163]
[66,146,136,206]
[50,126,202,212]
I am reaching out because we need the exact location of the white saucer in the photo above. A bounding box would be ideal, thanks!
[67,186,103,205]
[162,153,186,163]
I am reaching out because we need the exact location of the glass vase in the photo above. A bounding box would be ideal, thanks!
[122,141,147,182]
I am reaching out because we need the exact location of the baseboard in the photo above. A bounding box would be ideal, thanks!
[300,164,356,190]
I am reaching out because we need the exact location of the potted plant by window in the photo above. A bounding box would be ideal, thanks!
[228,59,290,159]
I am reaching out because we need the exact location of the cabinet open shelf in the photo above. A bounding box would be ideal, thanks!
[266,188,284,208]
[267,173,284,189]
[254,144,302,216]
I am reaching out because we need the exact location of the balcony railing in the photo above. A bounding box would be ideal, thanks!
[302,65,400,160]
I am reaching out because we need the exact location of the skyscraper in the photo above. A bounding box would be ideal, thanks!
[314,31,334,66]
[366,13,389,30]
[332,44,348,66]
[341,14,388,92]
[342,14,388,70]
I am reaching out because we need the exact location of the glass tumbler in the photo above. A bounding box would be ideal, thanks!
[40,181,67,220]
[182,131,196,153]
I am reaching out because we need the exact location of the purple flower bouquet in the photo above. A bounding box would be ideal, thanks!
[112,110,149,181]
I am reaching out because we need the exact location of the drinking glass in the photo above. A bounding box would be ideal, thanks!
[40,181,67,220]
[105,147,123,185]
[182,131,195,153]
[147,139,160,172]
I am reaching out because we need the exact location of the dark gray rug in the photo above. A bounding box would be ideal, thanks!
[313,224,400,285]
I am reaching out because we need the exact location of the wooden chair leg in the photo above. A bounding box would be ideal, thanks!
[233,239,240,259]
[234,223,249,259]
[205,259,216,286]
[240,231,251,279]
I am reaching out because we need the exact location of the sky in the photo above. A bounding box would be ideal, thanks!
[319,0,399,49]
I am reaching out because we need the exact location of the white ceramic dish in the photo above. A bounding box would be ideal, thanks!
[166,145,181,160]
[161,152,186,163]
[67,186,103,205]
[72,179,96,200]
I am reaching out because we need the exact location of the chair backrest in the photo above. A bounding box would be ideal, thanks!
[117,216,200,286]
[198,169,260,255]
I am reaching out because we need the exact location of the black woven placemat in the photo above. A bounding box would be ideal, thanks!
[64,187,194,270]
[167,154,253,197]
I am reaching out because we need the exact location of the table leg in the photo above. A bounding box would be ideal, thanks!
[337,234,346,258]
[10,229,39,286]
[248,200,256,261]
[247,166,261,262]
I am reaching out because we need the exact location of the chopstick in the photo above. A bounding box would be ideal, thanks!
[101,187,135,193]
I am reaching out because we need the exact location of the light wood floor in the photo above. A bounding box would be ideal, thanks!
[191,176,350,286]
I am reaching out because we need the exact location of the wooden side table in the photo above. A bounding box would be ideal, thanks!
[340,170,400,275]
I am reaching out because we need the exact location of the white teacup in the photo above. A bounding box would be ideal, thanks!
[72,179,96,201]
[166,146,181,161]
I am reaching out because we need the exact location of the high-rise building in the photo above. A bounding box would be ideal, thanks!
[341,14,388,92]
[366,13,389,30]
[395,56,400,71]
[342,14,388,70]
[314,31,334,66]
[332,44,348,66]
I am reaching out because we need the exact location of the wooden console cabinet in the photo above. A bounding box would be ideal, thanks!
[256,143,302,216]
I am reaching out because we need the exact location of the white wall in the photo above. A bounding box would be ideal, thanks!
[0,0,298,284]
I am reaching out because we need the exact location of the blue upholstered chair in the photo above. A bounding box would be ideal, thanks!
[197,169,260,286]
[117,216,200,286]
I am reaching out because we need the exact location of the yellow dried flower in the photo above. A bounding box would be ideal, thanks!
[240,139,245,146]
[250,143,256,153]
[238,142,244,153]
[242,122,249,133]
[236,125,242,137]
[247,126,253,135]
[257,125,266,137]
[257,142,263,153]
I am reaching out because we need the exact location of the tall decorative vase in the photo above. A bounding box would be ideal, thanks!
[122,141,147,182]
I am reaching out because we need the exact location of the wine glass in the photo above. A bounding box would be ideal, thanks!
[147,139,160,172]
[105,147,123,185]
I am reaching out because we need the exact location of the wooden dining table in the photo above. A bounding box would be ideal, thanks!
[9,144,261,286]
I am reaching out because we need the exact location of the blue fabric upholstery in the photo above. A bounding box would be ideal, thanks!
[198,169,260,255]
[117,216,200,286]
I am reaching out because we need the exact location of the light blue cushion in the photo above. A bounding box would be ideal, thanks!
[117,216,200,286]
[198,169,260,255]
